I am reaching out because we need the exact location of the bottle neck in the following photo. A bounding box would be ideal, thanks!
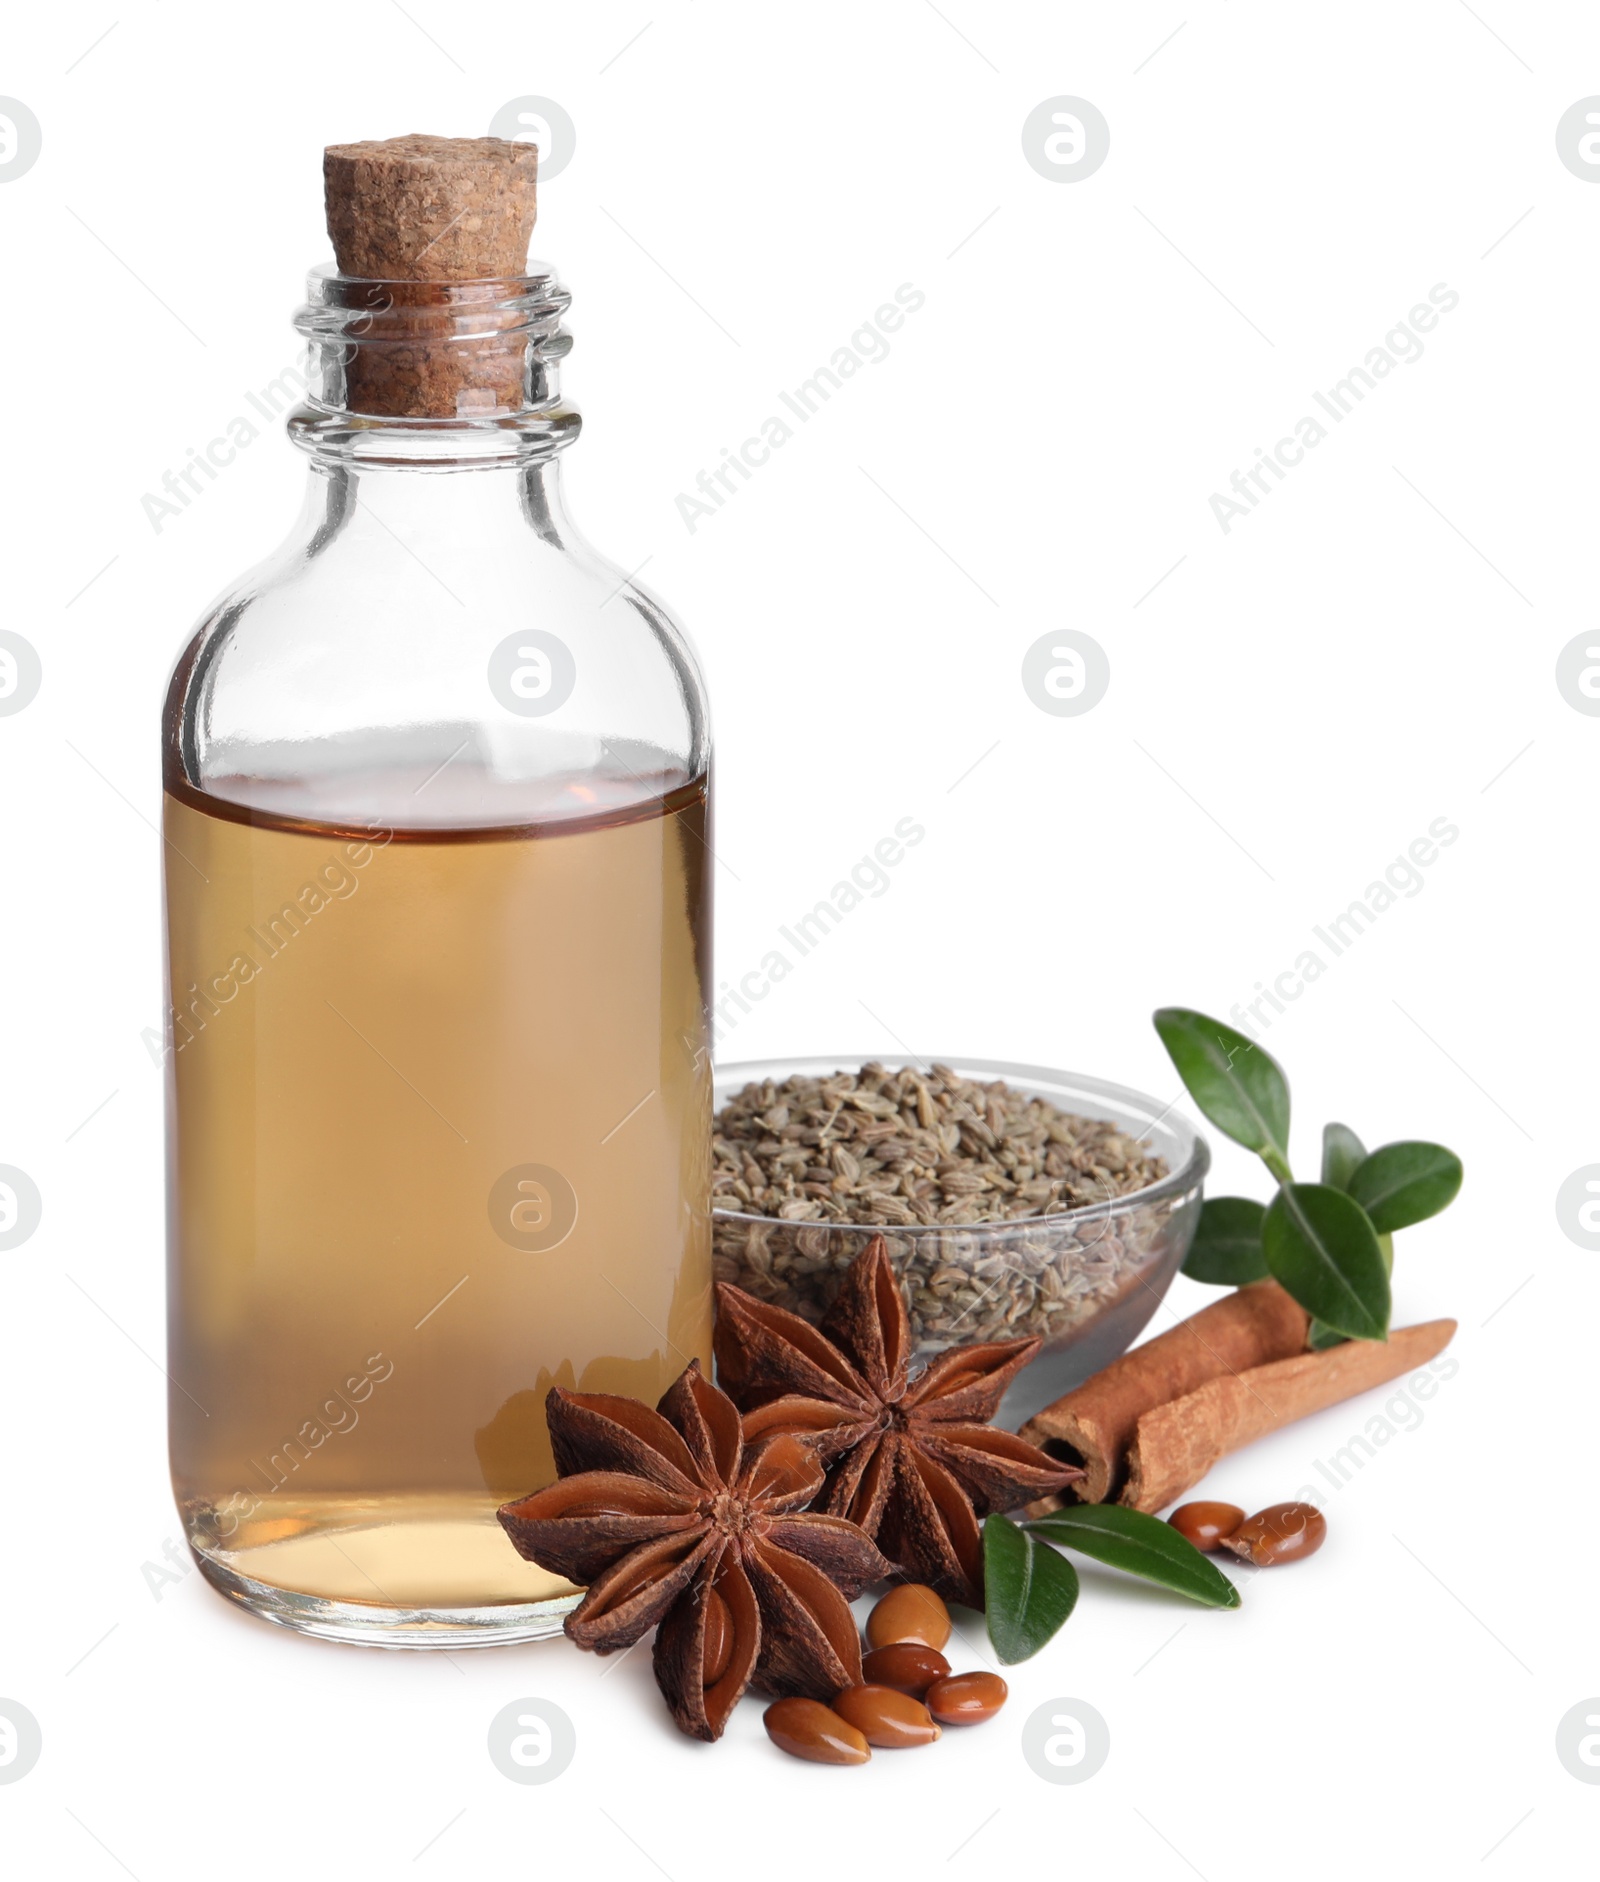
[296,453,580,559]
[288,263,581,472]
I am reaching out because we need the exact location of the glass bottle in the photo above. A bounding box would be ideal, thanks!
[161,146,713,1647]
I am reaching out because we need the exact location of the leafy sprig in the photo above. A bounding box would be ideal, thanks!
[979,1007,1463,1665]
[1153,1006,1463,1344]
[983,1505,1239,1663]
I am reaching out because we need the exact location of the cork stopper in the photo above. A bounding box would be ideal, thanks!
[324,135,538,281]
[320,135,542,419]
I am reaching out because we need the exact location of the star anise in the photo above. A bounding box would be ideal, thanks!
[496,1360,890,1742]
[713,1235,1084,1606]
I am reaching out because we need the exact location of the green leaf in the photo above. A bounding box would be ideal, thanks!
[1346,1142,1464,1234]
[1308,1232,1391,1348]
[1321,1122,1367,1191]
[1264,1182,1391,1341]
[1153,1008,1292,1180]
[1025,1505,1241,1609]
[983,1514,1080,1665]
[1182,1196,1269,1285]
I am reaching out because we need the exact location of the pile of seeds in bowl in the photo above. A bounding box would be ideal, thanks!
[710,1064,1180,1351]
[712,1062,1167,1228]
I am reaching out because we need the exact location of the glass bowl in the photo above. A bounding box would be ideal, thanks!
[711,1056,1209,1429]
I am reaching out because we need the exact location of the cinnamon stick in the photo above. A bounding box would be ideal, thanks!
[1121,1318,1457,1512]
[1019,1280,1310,1505]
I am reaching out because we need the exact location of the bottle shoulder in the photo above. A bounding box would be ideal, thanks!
[166,469,709,830]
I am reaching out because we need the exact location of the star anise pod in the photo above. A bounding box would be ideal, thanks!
[496,1360,890,1742]
[713,1235,1084,1606]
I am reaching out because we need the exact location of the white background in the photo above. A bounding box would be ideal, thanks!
[2,3,1596,1876]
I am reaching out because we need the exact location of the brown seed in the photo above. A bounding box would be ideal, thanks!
[1218,1502,1327,1567]
[867,1583,951,1651]
[831,1684,941,1748]
[1167,1501,1246,1553]
[861,1642,952,1698]
[763,1697,871,1765]
[702,1585,732,1685]
[926,1671,1008,1726]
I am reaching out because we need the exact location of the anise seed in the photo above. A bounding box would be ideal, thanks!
[926,1671,1007,1725]
[763,1698,871,1765]
[860,1642,951,1697]
[831,1684,940,1748]
[867,1583,950,1651]
[1217,1502,1327,1567]
[1167,1501,1246,1553]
